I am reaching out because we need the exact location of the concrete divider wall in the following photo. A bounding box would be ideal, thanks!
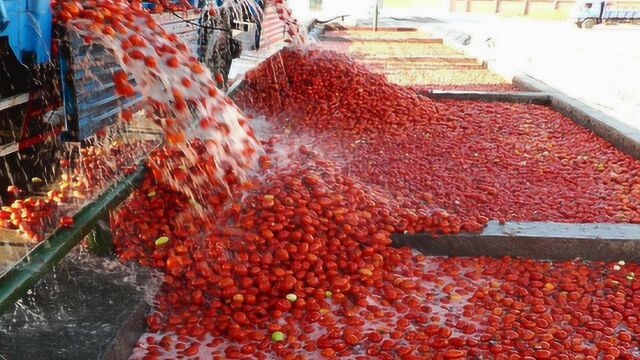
[394,221,640,262]
[432,26,640,160]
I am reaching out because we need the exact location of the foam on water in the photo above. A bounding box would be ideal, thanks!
[128,253,487,359]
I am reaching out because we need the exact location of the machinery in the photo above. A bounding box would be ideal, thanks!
[572,0,640,28]
[197,0,263,88]
[0,0,59,198]
[0,0,263,201]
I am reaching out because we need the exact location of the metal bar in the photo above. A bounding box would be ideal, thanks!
[0,164,146,315]
[83,96,143,124]
[0,142,19,157]
[523,0,531,15]
[0,93,29,112]
[17,126,64,150]
[374,2,379,31]
[227,79,246,98]
[58,31,79,141]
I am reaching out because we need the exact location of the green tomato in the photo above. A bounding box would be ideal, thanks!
[271,331,285,342]
[155,236,169,246]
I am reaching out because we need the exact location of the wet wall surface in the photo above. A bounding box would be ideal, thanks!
[0,254,159,360]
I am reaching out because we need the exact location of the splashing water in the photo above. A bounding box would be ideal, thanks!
[54,0,263,201]
[0,250,163,359]
[37,3,640,360]
[271,0,306,48]
[1,0,309,240]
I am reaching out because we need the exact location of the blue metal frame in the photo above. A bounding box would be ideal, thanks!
[0,0,9,32]
[604,8,640,19]
[58,35,78,141]
[0,0,52,65]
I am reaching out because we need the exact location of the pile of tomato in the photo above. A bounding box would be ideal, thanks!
[0,139,154,241]
[113,47,640,359]
[121,142,640,360]
[54,0,263,202]
[237,48,640,226]
[0,190,59,242]
[46,1,640,358]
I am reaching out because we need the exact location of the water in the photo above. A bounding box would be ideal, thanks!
[64,0,265,203]
[1,0,299,241]
[8,1,338,358]
[0,250,161,360]
[128,253,486,359]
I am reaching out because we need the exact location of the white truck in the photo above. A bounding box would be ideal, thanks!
[571,0,640,28]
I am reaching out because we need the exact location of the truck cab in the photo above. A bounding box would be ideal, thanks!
[571,0,606,28]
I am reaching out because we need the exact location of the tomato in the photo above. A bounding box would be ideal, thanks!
[112,69,128,85]
[214,71,224,85]
[48,3,640,359]
[59,215,74,227]
[166,56,179,68]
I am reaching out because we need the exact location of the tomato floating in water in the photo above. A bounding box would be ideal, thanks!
[50,10,640,359]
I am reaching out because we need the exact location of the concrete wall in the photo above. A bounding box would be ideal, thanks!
[449,0,574,19]
[288,0,377,25]
[380,0,640,20]
[288,0,640,23]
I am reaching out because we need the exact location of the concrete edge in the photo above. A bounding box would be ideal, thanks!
[422,85,640,159]
[423,90,550,104]
[319,36,443,44]
[513,72,640,160]
[393,221,640,262]
[433,25,640,159]
[550,95,640,160]
[102,297,151,360]
[512,73,552,92]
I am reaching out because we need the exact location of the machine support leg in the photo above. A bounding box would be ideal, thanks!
[374,2,379,31]
[87,215,114,257]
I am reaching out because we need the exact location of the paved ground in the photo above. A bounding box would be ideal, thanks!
[365,12,640,133]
